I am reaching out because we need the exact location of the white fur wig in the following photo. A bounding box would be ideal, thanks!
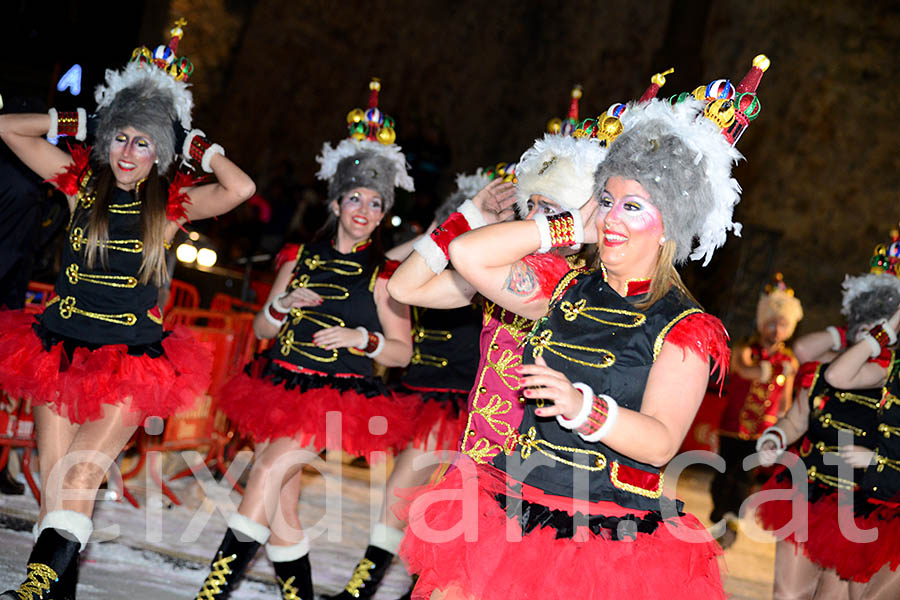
[757,289,803,336]
[316,138,414,210]
[841,273,900,337]
[594,98,744,265]
[514,134,609,216]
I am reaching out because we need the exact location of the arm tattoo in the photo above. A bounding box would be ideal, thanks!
[504,261,537,297]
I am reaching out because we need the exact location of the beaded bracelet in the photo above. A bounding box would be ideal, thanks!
[48,108,87,141]
[534,211,584,253]
[183,129,225,173]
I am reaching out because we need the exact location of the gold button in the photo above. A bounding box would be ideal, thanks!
[467,429,476,437]
[518,396,526,404]
[764,400,772,407]
[490,343,499,350]
[478,386,487,393]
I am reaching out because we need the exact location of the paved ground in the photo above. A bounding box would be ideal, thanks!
[0,455,775,599]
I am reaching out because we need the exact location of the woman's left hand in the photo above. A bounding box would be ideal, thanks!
[517,356,584,420]
[837,445,875,468]
[312,326,366,351]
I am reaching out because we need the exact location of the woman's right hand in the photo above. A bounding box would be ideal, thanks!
[276,287,323,309]
[472,179,517,224]
[758,439,780,467]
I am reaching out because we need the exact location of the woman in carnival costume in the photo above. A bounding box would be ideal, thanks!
[0,20,256,600]
[195,79,416,600]
[396,56,770,600]
[756,238,900,599]
[711,273,802,548]
[324,168,515,600]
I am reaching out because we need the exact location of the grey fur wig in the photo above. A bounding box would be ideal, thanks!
[328,152,399,210]
[594,98,743,265]
[92,79,180,173]
[841,273,900,341]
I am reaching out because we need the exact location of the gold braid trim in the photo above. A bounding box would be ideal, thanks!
[290,274,348,300]
[878,423,900,438]
[410,347,448,368]
[12,563,58,598]
[834,391,881,410]
[807,466,857,491]
[108,200,141,214]
[610,461,664,499]
[66,264,137,288]
[69,227,143,253]
[303,254,363,276]
[874,452,900,473]
[818,413,867,437]
[517,426,608,471]
[528,329,615,369]
[55,296,137,326]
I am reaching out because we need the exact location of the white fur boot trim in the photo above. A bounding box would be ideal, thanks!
[227,512,271,545]
[40,510,93,551]
[265,538,310,562]
[369,522,404,554]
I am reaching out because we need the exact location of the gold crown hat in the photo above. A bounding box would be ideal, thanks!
[515,70,675,217]
[546,85,583,136]
[869,224,900,277]
[316,78,414,211]
[757,272,803,336]
[91,19,195,171]
[594,56,770,265]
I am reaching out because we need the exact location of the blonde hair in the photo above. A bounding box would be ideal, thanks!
[83,164,169,287]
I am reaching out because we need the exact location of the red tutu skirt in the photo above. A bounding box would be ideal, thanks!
[393,385,468,451]
[219,356,418,460]
[0,309,212,425]
[395,459,725,600]
[754,462,900,582]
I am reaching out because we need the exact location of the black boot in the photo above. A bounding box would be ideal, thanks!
[273,554,314,600]
[324,545,394,600]
[195,529,262,600]
[0,464,24,495]
[1,528,81,599]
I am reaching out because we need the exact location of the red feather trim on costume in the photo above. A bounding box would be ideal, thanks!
[797,361,821,390]
[167,171,205,224]
[521,253,573,300]
[275,243,302,272]
[378,259,401,279]
[45,143,91,196]
[663,312,731,385]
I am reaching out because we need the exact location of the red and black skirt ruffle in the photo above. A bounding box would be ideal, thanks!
[395,459,725,600]
[0,309,212,425]
[754,459,900,582]
[219,355,418,460]
[392,384,468,451]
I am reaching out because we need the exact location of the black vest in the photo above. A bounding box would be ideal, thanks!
[401,304,481,392]
[263,240,383,377]
[864,357,900,502]
[39,184,163,346]
[494,269,703,511]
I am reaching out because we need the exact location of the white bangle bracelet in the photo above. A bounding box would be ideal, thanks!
[755,425,787,456]
[354,327,385,358]
[271,294,291,313]
[826,326,842,352]
[262,300,287,328]
[533,214,552,254]
[579,394,619,443]
[556,382,594,430]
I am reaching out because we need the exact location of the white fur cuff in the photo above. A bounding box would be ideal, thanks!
[228,512,271,545]
[75,108,87,141]
[878,319,898,345]
[826,326,843,352]
[557,382,594,430]
[457,199,487,229]
[863,333,882,358]
[413,234,449,274]
[533,214,552,254]
[262,300,287,328]
[40,510,93,551]
[265,538,310,562]
[202,143,225,173]
[46,108,58,140]
[369,522,404,554]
